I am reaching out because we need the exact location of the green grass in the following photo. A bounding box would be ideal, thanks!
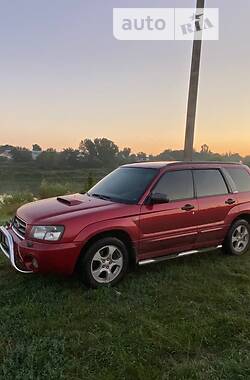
[0,211,10,226]
[1,250,250,379]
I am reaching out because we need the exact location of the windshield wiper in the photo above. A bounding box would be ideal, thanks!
[89,193,112,201]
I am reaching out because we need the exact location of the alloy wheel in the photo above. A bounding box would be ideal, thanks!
[232,225,249,253]
[91,245,123,284]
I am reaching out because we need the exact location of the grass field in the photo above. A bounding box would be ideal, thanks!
[1,248,250,379]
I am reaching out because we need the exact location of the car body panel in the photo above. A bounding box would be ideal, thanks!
[195,194,238,245]
[139,199,199,260]
[7,228,82,275]
[17,194,141,244]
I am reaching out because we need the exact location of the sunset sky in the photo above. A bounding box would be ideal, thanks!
[0,0,249,155]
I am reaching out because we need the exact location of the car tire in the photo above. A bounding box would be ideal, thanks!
[78,237,129,288]
[223,219,250,256]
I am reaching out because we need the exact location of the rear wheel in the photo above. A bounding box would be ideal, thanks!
[78,237,129,288]
[223,219,250,256]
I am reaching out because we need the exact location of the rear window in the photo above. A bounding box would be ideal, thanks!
[226,167,250,193]
[193,169,228,197]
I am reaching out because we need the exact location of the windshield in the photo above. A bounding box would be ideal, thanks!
[88,167,158,204]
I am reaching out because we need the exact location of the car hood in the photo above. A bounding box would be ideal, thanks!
[17,193,116,225]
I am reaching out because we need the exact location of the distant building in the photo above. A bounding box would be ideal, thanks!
[32,150,42,160]
[0,147,13,160]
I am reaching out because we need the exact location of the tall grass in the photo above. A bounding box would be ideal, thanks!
[0,192,34,220]
[38,173,96,199]
[0,173,97,223]
[84,172,96,192]
[38,180,73,199]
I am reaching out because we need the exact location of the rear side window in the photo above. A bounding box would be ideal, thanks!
[226,167,250,193]
[153,170,194,201]
[193,169,228,197]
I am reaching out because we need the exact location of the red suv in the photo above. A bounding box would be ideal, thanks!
[1,161,250,288]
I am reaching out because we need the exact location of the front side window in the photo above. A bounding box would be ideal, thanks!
[88,167,158,204]
[152,170,194,201]
[193,169,228,197]
[226,167,250,193]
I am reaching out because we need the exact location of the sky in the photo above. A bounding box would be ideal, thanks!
[0,0,249,155]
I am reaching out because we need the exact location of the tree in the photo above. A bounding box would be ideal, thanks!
[137,152,147,162]
[118,147,132,164]
[32,144,42,151]
[60,148,80,166]
[79,139,97,160]
[36,148,59,169]
[46,148,56,153]
[94,138,119,165]
[243,155,250,166]
[12,147,32,162]
[224,152,242,162]
[79,138,119,167]
[156,149,176,161]
[200,144,209,153]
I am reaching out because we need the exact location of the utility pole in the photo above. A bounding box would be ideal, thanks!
[184,0,205,161]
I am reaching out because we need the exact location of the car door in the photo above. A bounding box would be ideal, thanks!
[193,168,237,248]
[139,169,199,260]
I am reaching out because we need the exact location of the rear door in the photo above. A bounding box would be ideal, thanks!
[193,168,237,247]
[139,169,199,260]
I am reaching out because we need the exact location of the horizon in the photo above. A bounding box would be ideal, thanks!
[1,138,249,158]
[0,0,249,155]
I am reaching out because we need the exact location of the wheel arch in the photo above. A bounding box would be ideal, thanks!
[76,229,137,270]
[230,213,250,226]
[224,213,250,241]
[223,213,250,255]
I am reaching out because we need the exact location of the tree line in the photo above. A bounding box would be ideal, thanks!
[1,138,250,169]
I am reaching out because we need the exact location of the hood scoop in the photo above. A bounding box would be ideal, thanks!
[57,196,83,206]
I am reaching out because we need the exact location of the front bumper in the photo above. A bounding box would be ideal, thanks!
[0,226,33,273]
[0,226,81,275]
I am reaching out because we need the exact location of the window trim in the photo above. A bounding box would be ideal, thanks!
[150,169,195,203]
[192,168,230,199]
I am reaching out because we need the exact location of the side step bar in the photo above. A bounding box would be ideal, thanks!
[138,245,223,266]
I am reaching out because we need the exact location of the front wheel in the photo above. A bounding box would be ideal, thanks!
[78,237,129,288]
[223,219,250,256]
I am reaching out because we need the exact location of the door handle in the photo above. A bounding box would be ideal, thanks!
[225,198,236,205]
[181,204,195,211]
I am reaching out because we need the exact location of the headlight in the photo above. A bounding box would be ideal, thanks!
[30,226,64,241]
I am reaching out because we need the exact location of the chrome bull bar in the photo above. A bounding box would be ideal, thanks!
[0,226,33,274]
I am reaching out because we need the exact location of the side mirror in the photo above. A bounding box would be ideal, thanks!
[148,193,170,205]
